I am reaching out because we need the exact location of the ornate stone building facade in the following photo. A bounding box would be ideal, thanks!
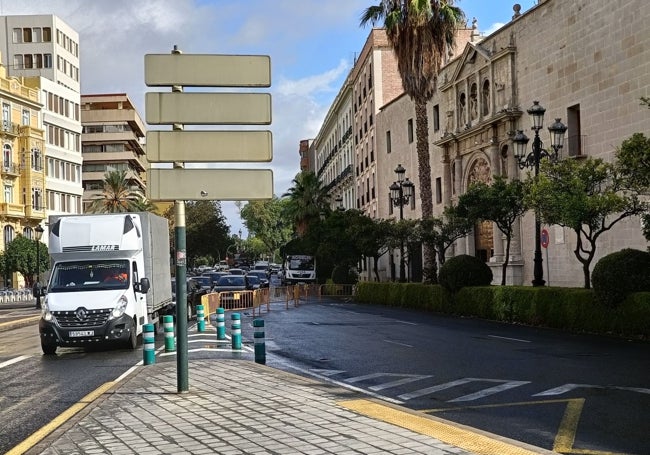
[372,0,649,286]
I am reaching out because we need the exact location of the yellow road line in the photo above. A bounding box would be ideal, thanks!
[6,381,116,455]
[553,398,584,452]
[339,398,548,455]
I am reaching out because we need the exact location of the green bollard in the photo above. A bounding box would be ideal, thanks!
[216,307,226,340]
[143,323,155,365]
[197,304,205,332]
[231,312,241,350]
[163,315,175,352]
[253,318,265,364]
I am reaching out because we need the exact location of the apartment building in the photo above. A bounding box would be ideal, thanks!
[312,73,355,211]
[80,93,147,211]
[0,15,83,220]
[0,61,45,287]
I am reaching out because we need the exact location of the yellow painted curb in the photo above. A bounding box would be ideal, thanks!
[6,381,116,455]
[339,398,551,455]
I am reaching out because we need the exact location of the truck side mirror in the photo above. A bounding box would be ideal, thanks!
[136,277,150,294]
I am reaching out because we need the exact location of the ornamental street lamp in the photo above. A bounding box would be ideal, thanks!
[512,101,567,287]
[335,195,345,211]
[389,164,415,282]
[34,224,44,309]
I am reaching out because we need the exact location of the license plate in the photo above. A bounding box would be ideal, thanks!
[69,330,94,337]
[233,293,240,300]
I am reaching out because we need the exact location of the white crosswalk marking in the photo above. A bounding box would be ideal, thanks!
[449,380,530,402]
[534,383,650,396]
[398,378,530,401]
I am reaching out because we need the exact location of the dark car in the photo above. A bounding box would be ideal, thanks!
[246,271,270,288]
[202,270,229,286]
[171,277,206,320]
[212,275,255,307]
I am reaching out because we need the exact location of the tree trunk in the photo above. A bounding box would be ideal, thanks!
[414,99,436,282]
[373,256,380,282]
[501,235,512,286]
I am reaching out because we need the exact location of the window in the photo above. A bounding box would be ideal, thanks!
[23,227,33,239]
[4,225,14,247]
[4,185,12,203]
[567,104,582,156]
[32,188,43,210]
[3,144,11,169]
[44,54,52,68]
[33,28,42,42]
[386,130,392,154]
[23,28,32,42]
[22,109,30,126]
[433,105,440,132]
[435,177,442,204]
[3,104,10,129]
[43,27,52,42]
[407,119,414,143]
[12,28,21,43]
[13,55,23,70]
[24,54,33,69]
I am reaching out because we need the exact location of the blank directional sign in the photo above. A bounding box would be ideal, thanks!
[147,131,272,163]
[146,92,271,125]
[147,168,273,201]
[145,54,271,87]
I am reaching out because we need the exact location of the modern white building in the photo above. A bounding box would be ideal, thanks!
[0,15,84,221]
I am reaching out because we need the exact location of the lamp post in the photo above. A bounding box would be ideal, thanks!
[335,195,345,211]
[34,224,44,309]
[512,101,567,287]
[389,164,415,282]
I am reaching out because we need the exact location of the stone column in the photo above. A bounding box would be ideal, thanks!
[454,156,466,255]
[490,142,504,262]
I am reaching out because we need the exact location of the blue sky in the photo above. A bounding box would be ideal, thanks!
[3,0,537,238]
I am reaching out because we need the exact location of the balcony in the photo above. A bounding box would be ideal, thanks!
[0,121,20,137]
[1,163,21,178]
[0,203,25,217]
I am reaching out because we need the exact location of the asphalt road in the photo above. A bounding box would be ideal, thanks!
[1,298,648,455]
[252,299,650,455]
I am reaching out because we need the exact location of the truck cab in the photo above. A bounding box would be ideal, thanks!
[39,213,171,355]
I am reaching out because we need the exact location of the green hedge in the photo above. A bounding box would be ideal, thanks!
[354,282,649,339]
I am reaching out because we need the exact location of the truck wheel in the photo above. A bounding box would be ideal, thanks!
[125,319,138,350]
[42,341,56,355]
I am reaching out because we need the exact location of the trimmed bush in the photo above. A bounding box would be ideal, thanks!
[438,254,493,293]
[592,248,650,308]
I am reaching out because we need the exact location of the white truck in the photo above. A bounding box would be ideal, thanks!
[280,254,317,285]
[39,212,173,355]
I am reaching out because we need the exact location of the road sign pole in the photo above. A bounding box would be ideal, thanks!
[169,45,189,393]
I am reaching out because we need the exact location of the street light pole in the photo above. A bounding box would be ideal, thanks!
[512,101,567,287]
[389,164,415,283]
[34,224,44,309]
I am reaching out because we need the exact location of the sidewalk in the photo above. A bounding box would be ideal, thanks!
[16,358,556,455]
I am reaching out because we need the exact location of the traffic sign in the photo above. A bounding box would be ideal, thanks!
[541,228,549,248]
[146,131,272,163]
[144,54,271,87]
[147,169,273,201]
[145,92,271,125]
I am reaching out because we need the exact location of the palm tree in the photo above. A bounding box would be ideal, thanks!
[87,169,143,213]
[360,1,465,282]
[282,171,331,236]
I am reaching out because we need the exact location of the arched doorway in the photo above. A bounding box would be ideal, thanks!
[467,157,493,262]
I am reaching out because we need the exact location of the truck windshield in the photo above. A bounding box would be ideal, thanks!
[288,257,314,271]
[49,260,130,292]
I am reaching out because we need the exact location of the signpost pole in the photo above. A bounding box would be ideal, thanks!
[170,45,189,393]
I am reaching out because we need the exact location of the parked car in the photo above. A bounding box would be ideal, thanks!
[246,270,270,288]
[227,268,246,275]
[246,275,262,290]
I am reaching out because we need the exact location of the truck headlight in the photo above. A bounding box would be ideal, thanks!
[41,298,54,322]
[111,295,129,319]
